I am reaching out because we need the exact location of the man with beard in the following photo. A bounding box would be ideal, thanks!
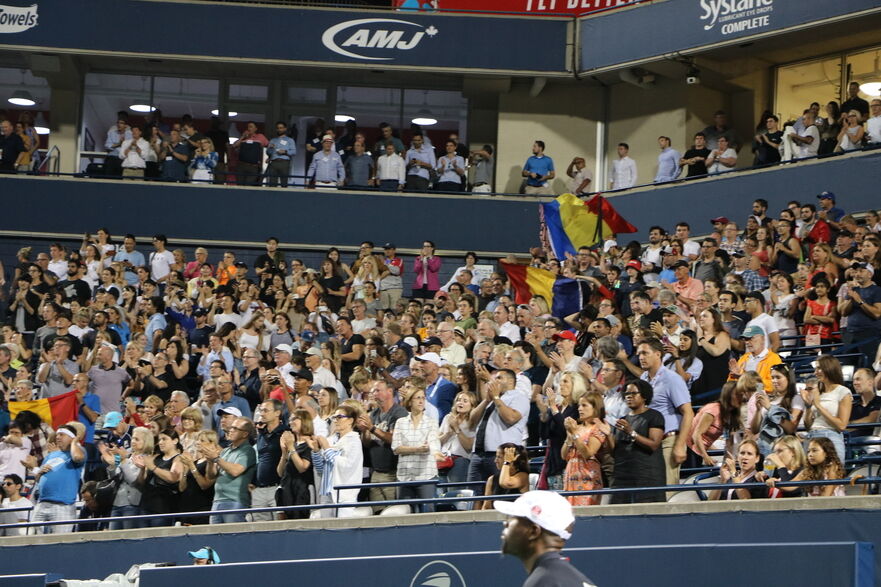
[495,490,596,586]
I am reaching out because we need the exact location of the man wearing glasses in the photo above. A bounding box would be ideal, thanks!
[204,417,256,524]
[0,474,32,536]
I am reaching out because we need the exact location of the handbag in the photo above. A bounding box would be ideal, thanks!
[805,332,821,347]
[436,454,456,473]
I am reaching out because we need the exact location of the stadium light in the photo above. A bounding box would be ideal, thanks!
[335,114,355,123]
[411,109,437,126]
[129,104,156,113]
[211,109,238,117]
[34,112,50,135]
[859,82,881,97]
[8,90,36,106]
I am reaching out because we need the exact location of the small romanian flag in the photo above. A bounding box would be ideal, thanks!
[500,261,585,318]
[541,193,637,259]
[9,391,79,429]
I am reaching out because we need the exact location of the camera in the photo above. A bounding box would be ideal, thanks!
[686,76,700,85]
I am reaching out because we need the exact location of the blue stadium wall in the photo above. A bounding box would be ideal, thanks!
[1,151,880,261]
[1,506,880,585]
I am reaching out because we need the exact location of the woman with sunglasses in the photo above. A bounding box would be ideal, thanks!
[308,404,363,518]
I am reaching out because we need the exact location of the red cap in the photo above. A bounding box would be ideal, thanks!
[626,260,642,271]
[552,330,577,342]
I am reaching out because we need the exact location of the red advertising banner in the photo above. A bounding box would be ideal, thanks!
[394,0,648,17]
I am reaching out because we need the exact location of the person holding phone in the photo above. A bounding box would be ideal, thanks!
[709,439,766,501]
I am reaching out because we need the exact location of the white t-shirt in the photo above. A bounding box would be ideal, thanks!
[682,239,701,259]
[569,168,593,194]
[149,249,176,281]
[797,125,820,158]
[867,115,881,144]
[0,497,34,536]
[0,437,32,481]
[811,384,851,431]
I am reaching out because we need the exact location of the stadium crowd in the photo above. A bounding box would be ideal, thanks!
[0,187,880,534]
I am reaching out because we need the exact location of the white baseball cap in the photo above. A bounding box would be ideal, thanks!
[494,490,574,540]
[415,352,446,366]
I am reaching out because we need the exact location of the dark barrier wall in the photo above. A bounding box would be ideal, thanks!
[607,151,881,242]
[0,176,540,255]
[2,508,881,581]
[0,0,569,74]
[580,0,881,72]
[137,541,874,587]
[3,151,879,254]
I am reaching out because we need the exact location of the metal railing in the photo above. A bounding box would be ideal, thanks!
[2,476,878,533]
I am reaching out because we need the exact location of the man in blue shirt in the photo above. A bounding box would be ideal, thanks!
[816,191,845,232]
[405,132,436,192]
[113,234,145,286]
[840,262,881,363]
[654,136,681,183]
[266,121,296,188]
[522,140,555,195]
[32,424,85,534]
[345,141,374,189]
[637,338,693,489]
[307,136,345,189]
[144,297,167,353]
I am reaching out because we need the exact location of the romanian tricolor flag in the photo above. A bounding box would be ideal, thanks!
[540,193,637,259]
[9,391,79,429]
[500,261,586,318]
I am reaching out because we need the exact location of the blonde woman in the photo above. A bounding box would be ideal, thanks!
[536,370,587,490]
[438,391,476,483]
[178,429,218,525]
[317,387,339,430]
[105,426,154,530]
[179,406,204,455]
[391,385,441,513]
[190,137,218,182]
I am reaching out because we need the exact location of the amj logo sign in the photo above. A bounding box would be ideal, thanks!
[322,18,438,61]
[0,3,38,33]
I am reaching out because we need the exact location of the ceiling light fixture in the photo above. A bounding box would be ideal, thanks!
[8,89,36,107]
[859,82,881,97]
[34,112,49,135]
[129,104,156,113]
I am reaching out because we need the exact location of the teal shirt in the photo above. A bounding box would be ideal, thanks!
[214,442,256,505]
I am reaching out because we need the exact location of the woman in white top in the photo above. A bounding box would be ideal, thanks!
[310,404,363,518]
[801,355,851,463]
[441,252,483,292]
[80,244,103,289]
[770,272,798,346]
[438,391,476,483]
[392,386,441,513]
[238,313,270,353]
[836,110,865,152]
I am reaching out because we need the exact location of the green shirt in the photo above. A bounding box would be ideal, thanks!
[214,442,256,505]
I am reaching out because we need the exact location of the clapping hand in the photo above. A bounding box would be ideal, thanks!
[503,446,517,462]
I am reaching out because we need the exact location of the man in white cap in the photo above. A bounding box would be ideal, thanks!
[496,490,596,586]
[304,346,342,393]
[306,134,344,189]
